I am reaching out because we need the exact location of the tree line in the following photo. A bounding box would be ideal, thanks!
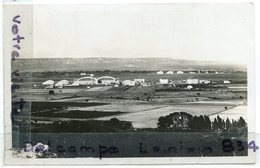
[31,118,133,133]
[157,112,247,131]
[30,112,246,133]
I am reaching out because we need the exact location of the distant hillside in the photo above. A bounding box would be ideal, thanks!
[11,58,246,72]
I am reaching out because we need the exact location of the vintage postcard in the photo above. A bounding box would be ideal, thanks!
[2,0,257,165]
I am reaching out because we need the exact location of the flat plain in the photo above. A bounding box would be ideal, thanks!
[12,70,247,129]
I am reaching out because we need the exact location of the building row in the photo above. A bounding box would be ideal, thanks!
[156,70,224,75]
[157,70,184,75]
[42,77,147,88]
[158,78,230,85]
[42,76,231,88]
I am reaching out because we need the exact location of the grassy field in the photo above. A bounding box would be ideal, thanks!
[31,110,123,119]
[95,104,237,128]
[209,105,247,122]
[12,70,247,130]
[23,100,246,129]
[30,101,108,112]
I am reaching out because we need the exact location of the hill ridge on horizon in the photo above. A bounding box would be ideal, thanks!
[16,57,243,64]
[12,57,247,72]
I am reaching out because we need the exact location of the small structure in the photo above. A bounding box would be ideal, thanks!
[199,80,211,84]
[141,83,150,87]
[159,78,169,84]
[176,71,184,74]
[157,70,164,75]
[80,72,86,76]
[122,80,136,86]
[187,85,193,90]
[55,80,69,87]
[42,80,54,86]
[224,80,231,84]
[90,74,94,77]
[189,71,196,74]
[166,71,174,74]
[186,79,199,84]
[134,78,145,83]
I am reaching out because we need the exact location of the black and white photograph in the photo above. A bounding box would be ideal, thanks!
[2,1,257,165]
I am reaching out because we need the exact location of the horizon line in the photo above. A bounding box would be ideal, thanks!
[15,57,247,66]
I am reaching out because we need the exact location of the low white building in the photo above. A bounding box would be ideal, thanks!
[199,80,211,84]
[134,78,145,83]
[186,79,199,84]
[176,71,184,74]
[42,80,55,86]
[122,80,136,86]
[157,70,164,75]
[80,72,86,76]
[141,83,150,87]
[55,80,69,87]
[187,85,193,89]
[159,78,169,84]
[166,71,174,74]
[224,80,231,84]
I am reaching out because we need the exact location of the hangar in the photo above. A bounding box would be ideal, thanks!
[177,71,184,74]
[157,70,164,75]
[96,76,116,85]
[55,80,69,87]
[73,77,97,85]
[42,80,55,86]
[166,71,174,74]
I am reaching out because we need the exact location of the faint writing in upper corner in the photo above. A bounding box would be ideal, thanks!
[11,15,24,61]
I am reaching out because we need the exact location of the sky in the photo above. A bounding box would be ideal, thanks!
[32,4,254,64]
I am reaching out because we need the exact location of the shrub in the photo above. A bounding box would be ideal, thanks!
[48,90,55,95]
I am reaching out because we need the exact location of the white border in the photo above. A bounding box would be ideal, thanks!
[1,0,259,166]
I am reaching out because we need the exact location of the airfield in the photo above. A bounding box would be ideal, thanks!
[12,71,247,129]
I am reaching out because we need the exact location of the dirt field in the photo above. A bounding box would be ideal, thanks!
[93,104,241,128]
[12,71,248,130]
[23,100,246,129]
[209,105,247,122]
